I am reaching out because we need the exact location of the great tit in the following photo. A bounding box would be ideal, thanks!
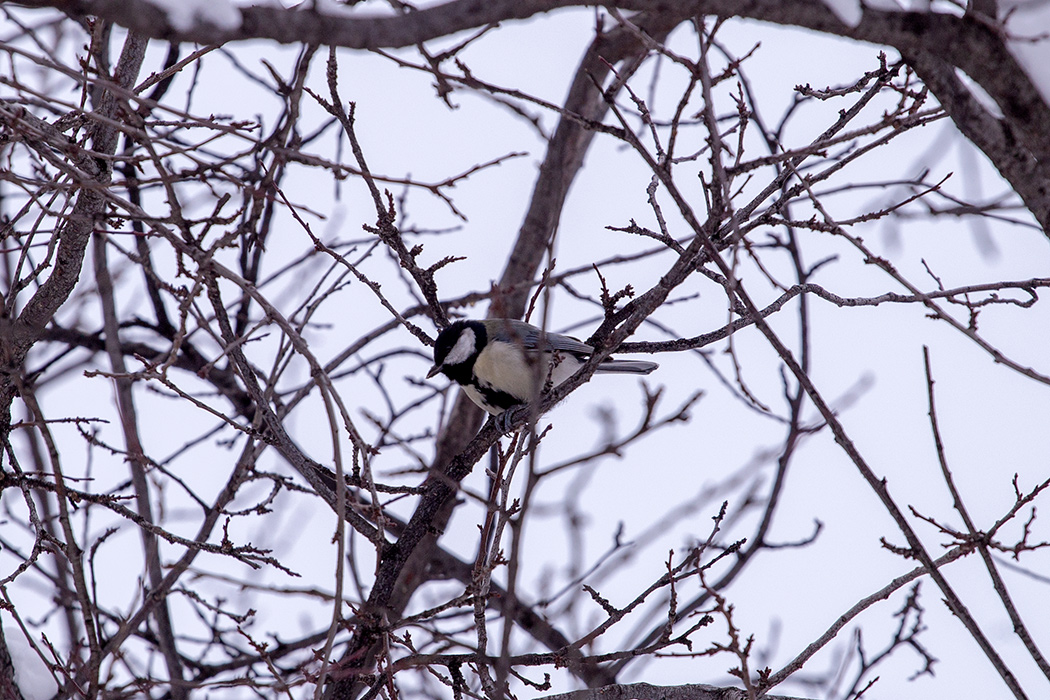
[426,319,658,422]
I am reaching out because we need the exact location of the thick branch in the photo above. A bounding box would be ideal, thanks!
[25,0,1050,232]
[903,49,1050,232]
[325,9,684,698]
[540,683,810,700]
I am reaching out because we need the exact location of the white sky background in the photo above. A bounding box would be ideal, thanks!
[3,3,1050,699]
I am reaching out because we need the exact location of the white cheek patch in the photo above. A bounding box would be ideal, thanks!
[445,328,476,365]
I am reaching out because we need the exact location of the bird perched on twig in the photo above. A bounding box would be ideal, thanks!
[427,319,658,431]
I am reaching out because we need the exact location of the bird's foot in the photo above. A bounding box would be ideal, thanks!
[494,406,526,434]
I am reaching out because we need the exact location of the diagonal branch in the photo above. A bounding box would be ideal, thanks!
[24,0,1049,231]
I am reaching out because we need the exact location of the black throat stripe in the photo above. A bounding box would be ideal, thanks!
[472,380,524,411]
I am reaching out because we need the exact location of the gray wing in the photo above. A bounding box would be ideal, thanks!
[490,319,595,355]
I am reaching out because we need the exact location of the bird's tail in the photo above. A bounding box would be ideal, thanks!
[595,359,659,375]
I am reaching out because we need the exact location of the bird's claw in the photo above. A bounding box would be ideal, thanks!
[494,407,523,434]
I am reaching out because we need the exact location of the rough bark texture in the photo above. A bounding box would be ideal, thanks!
[0,627,26,700]
[3,2,1047,700]
[323,11,686,698]
[19,0,1050,233]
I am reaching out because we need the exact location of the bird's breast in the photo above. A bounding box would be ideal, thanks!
[472,342,536,402]
[466,342,587,414]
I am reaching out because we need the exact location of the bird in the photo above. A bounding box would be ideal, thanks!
[426,319,658,429]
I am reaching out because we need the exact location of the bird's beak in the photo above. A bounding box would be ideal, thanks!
[426,364,442,379]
